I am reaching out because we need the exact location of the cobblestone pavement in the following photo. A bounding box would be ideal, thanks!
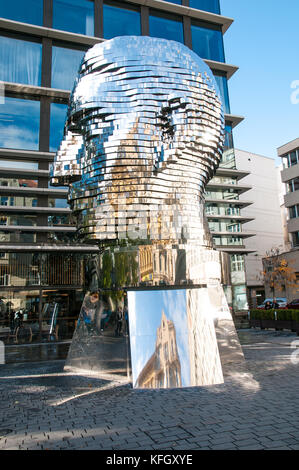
[0,329,298,450]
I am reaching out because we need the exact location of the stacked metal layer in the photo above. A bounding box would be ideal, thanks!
[52,36,224,245]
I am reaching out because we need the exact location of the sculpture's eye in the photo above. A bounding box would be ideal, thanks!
[67,111,84,134]
[156,108,174,143]
[156,98,187,143]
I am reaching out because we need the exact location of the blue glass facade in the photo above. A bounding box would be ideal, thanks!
[52,46,86,90]
[103,3,141,39]
[0,97,40,150]
[214,74,230,114]
[191,21,225,62]
[163,0,182,4]
[53,0,94,36]
[189,0,220,14]
[0,35,42,86]
[149,11,184,43]
[0,0,43,26]
[50,103,68,152]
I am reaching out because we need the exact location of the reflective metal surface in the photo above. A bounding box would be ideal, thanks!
[52,36,224,248]
[128,288,243,389]
[65,290,131,379]
[53,37,245,387]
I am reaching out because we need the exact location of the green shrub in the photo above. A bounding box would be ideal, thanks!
[250,309,274,320]
[277,310,293,321]
[291,310,299,322]
[250,309,299,322]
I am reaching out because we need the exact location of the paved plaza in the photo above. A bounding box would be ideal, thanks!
[0,329,298,451]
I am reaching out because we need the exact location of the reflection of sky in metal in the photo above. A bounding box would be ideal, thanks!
[128,289,190,387]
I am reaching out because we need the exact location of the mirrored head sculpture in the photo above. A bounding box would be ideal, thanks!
[52,36,224,247]
[53,36,245,388]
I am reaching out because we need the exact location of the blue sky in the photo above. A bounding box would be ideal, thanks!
[221,0,299,165]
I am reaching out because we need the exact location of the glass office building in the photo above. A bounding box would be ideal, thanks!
[0,0,253,350]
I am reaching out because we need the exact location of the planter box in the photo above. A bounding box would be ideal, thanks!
[260,319,276,330]
[249,319,261,328]
[274,320,294,331]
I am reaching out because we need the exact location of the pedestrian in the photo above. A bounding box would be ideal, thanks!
[115,307,123,337]
[264,301,272,310]
[272,298,279,309]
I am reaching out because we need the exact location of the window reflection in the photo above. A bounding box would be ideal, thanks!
[0,195,38,207]
[209,220,241,233]
[191,21,224,62]
[0,215,37,226]
[53,0,94,36]
[0,97,40,150]
[205,203,241,217]
[0,231,36,243]
[224,124,234,150]
[52,46,86,90]
[50,103,68,152]
[49,198,69,208]
[214,74,230,114]
[0,160,39,170]
[0,0,43,26]
[212,236,243,246]
[48,214,72,226]
[103,3,141,39]
[162,0,182,4]
[0,177,37,188]
[149,11,184,43]
[0,35,42,86]
[189,0,220,14]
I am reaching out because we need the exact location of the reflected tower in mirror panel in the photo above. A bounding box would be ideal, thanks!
[52,36,245,387]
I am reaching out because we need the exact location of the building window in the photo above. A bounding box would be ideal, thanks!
[52,45,86,90]
[149,10,184,44]
[50,102,68,152]
[191,21,224,62]
[8,215,37,226]
[103,2,141,39]
[289,205,299,219]
[205,203,218,215]
[292,232,299,247]
[0,96,40,150]
[0,35,42,86]
[287,177,299,193]
[219,148,236,170]
[226,205,240,216]
[189,0,220,14]
[53,0,94,36]
[214,73,230,114]
[287,150,299,167]
[227,222,241,233]
[48,214,71,226]
[231,254,245,272]
[0,160,39,170]
[0,0,43,26]
[162,0,182,5]
[49,198,69,208]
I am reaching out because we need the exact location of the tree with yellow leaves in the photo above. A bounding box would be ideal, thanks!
[262,247,297,299]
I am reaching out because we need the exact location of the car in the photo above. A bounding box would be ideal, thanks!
[286,299,299,309]
[257,298,287,309]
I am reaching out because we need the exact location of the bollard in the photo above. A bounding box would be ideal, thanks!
[0,340,4,364]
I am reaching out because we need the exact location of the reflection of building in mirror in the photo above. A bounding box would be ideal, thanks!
[136,310,181,389]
